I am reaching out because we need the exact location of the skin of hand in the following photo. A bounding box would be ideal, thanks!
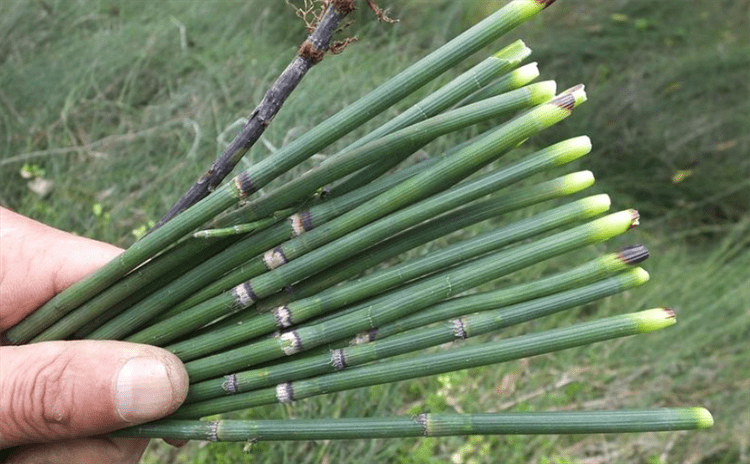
[0,207,189,463]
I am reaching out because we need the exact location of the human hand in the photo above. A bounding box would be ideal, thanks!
[0,207,189,463]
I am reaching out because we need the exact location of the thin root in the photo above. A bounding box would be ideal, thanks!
[366,0,398,23]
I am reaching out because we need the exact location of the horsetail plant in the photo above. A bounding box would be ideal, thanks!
[185,266,649,402]
[180,209,639,383]
[327,41,534,196]
[158,159,442,321]
[203,81,556,225]
[371,244,650,340]
[118,408,713,441]
[208,52,540,227]
[87,106,587,341]
[9,0,714,446]
[80,86,558,341]
[6,0,554,344]
[156,190,608,359]
[144,141,592,341]
[172,308,675,418]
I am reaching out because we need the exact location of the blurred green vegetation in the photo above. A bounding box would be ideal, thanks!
[1,0,748,463]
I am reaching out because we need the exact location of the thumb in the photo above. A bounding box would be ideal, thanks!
[0,340,188,448]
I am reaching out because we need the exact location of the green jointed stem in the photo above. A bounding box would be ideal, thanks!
[214,81,554,224]
[182,135,590,320]
[126,135,589,346]
[459,61,540,107]
[228,42,532,224]
[205,192,599,336]
[373,243,650,340]
[205,189,608,333]
[330,61,542,197]
[29,237,223,342]
[247,195,549,314]
[182,209,638,383]
[174,308,674,418]
[89,159,433,339]
[118,408,713,441]
[132,165,581,348]
[346,40,531,151]
[166,186,604,362]
[218,0,552,196]
[147,83,556,333]
[303,189,603,332]
[219,90,586,300]
[253,212,629,319]
[5,191,236,345]
[190,245,649,398]
[186,267,648,401]
[6,0,552,344]
[162,160,436,321]
[330,41,533,196]
[192,215,281,239]
[102,104,585,342]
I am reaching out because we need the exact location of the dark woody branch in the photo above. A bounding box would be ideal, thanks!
[154,1,357,229]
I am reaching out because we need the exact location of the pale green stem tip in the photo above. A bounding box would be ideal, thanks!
[510,62,540,86]
[556,170,594,195]
[629,267,651,286]
[510,0,547,18]
[552,136,592,165]
[599,253,627,273]
[587,209,640,243]
[580,194,612,217]
[493,39,531,62]
[693,407,715,428]
[527,80,557,104]
[633,308,677,333]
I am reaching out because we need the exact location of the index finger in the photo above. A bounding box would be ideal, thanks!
[0,207,122,331]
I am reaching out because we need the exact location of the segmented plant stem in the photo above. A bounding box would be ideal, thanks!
[181,209,638,383]
[174,308,674,418]
[187,267,648,401]
[117,408,713,441]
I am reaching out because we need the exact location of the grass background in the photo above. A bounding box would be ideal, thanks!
[1,0,748,462]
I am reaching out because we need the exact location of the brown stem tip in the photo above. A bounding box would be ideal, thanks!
[628,209,641,229]
[234,171,257,199]
[550,84,586,110]
[551,93,576,111]
[535,0,557,9]
[662,308,677,319]
[617,244,650,265]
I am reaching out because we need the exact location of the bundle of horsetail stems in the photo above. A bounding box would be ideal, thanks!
[7,0,713,443]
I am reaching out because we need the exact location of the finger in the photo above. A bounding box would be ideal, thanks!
[0,208,122,329]
[3,437,148,464]
[164,438,188,448]
[0,341,188,447]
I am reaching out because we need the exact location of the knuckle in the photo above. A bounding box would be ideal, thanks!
[16,349,77,440]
